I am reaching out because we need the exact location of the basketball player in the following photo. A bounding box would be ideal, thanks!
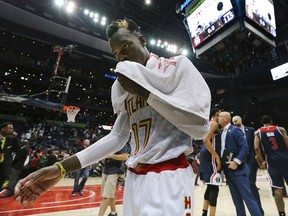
[254,115,288,216]
[200,107,222,216]
[14,18,211,215]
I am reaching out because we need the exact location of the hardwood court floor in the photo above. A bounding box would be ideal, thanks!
[0,170,287,216]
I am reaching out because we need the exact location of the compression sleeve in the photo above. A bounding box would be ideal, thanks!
[76,112,130,168]
[147,93,209,139]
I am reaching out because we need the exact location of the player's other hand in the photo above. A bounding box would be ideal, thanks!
[215,157,222,171]
[116,73,149,99]
[261,161,267,170]
[14,165,62,205]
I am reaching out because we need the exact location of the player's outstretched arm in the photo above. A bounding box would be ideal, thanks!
[15,155,80,205]
[203,122,221,171]
[14,113,130,206]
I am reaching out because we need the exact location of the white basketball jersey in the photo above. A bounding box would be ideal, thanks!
[125,93,193,168]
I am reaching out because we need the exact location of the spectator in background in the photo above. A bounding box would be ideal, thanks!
[46,149,58,166]
[72,139,90,197]
[37,150,47,169]
[2,131,20,189]
[254,115,288,216]
[29,151,39,174]
[0,122,16,190]
[232,115,264,215]
[1,140,29,198]
[98,144,129,216]
[0,79,5,95]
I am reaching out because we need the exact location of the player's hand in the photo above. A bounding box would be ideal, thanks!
[226,161,238,170]
[215,157,222,171]
[14,165,62,205]
[116,73,149,99]
[11,131,18,138]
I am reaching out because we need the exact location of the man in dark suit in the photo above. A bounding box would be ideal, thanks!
[0,122,16,190]
[1,139,29,198]
[218,112,262,216]
[232,115,264,215]
[2,131,21,187]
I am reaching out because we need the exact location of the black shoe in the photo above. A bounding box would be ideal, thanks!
[1,191,14,198]
[108,213,117,216]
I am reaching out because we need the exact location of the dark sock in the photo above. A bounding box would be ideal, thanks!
[202,210,208,216]
[279,212,286,216]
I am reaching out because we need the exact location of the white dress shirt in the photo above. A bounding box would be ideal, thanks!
[221,123,230,156]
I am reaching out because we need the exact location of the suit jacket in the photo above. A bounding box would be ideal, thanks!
[224,124,249,174]
[244,126,256,164]
[2,136,21,178]
[12,146,29,170]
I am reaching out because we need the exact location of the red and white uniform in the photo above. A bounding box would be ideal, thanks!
[77,54,210,216]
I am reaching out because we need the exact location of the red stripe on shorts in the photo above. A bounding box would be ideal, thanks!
[128,153,189,175]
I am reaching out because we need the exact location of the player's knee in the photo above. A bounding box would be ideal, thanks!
[204,187,210,200]
[208,185,219,206]
[274,188,283,199]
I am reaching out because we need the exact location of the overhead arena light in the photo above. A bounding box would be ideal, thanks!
[93,17,99,23]
[145,0,151,5]
[149,38,186,54]
[54,0,65,7]
[84,9,89,15]
[181,49,188,56]
[167,44,178,53]
[66,1,76,13]
[83,9,107,26]
[101,17,106,25]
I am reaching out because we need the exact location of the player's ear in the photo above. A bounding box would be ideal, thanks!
[139,36,147,46]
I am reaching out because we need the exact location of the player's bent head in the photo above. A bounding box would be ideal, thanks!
[261,115,272,125]
[106,17,142,39]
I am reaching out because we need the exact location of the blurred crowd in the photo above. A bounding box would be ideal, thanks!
[0,117,110,192]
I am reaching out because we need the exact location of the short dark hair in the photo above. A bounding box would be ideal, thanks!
[261,115,272,124]
[210,107,221,118]
[106,17,142,39]
[0,122,12,129]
